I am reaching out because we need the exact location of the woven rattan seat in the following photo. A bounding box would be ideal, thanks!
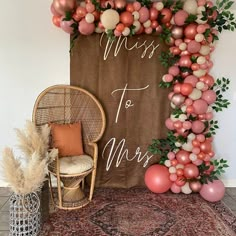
[32,85,106,210]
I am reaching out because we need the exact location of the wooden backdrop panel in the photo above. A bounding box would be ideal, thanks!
[70,34,171,187]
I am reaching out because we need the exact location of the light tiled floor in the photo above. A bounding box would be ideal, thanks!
[0,188,236,235]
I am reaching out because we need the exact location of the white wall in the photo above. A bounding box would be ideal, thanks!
[0,1,235,186]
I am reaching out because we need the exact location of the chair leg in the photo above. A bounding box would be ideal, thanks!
[89,168,96,201]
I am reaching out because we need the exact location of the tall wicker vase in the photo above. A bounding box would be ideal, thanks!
[9,191,41,236]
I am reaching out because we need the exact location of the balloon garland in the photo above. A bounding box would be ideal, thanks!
[50,0,236,201]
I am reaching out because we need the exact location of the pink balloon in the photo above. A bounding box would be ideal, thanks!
[145,165,172,193]
[200,180,225,202]
[192,99,208,115]
[176,150,191,165]
[149,8,158,21]
[205,112,213,120]
[174,10,189,26]
[184,23,198,40]
[133,1,141,11]
[86,3,95,13]
[170,173,178,182]
[191,120,205,134]
[184,75,198,87]
[202,90,217,104]
[60,19,74,34]
[79,19,95,35]
[196,134,205,142]
[193,159,203,166]
[183,164,199,178]
[167,152,175,160]
[183,121,192,130]
[139,7,149,23]
[187,40,201,53]
[165,118,174,130]
[168,66,180,76]
[171,183,181,193]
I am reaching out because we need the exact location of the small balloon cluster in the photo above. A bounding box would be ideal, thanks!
[50,0,235,202]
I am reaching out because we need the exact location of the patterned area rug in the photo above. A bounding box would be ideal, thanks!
[40,188,236,236]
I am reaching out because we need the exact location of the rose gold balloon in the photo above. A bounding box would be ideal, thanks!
[179,55,192,68]
[175,176,186,187]
[200,140,212,153]
[76,6,87,18]
[184,23,198,40]
[184,164,199,178]
[126,3,134,12]
[171,47,181,55]
[165,37,175,46]
[190,181,202,192]
[173,83,182,93]
[115,0,126,9]
[149,7,158,21]
[53,0,75,15]
[171,26,184,39]
[120,11,134,27]
[171,94,185,106]
[155,25,163,34]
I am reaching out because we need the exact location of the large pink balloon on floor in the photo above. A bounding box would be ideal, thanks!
[200,180,225,202]
[145,164,172,193]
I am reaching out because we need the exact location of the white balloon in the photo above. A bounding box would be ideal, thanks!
[171,102,176,109]
[143,20,151,28]
[170,16,175,25]
[181,182,192,194]
[169,166,177,174]
[155,2,164,11]
[85,13,95,23]
[183,0,198,15]
[200,45,211,55]
[195,33,204,43]
[189,88,202,100]
[95,27,103,33]
[175,142,182,147]
[176,164,184,169]
[182,142,193,152]
[133,20,141,32]
[122,27,130,36]
[197,6,206,14]
[80,1,86,7]
[179,42,187,51]
[179,114,187,122]
[207,106,213,112]
[165,160,172,167]
[170,114,179,121]
[188,133,196,140]
[132,11,140,21]
[196,81,205,90]
[181,105,187,112]
[195,14,208,24]
[197,56,206,64]
[193,69,207,78]
[189,153,197,161]
[101,9,120,30]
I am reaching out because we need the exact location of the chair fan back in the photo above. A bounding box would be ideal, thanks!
[32,85,106,143]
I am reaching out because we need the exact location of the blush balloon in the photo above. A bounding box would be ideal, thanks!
[192,99,208,114]
[187,40,201,53]
[79,19,95,35]
[174,10,189,26]
[171,94,185,106]
[202,90,217,104]
[168,66,180,76]
[53,0,75,15]
[179,55,192,68]
[184,75,198,87]
[191,120,205,134]
[200,180,225,202]
[139,7,149,23]
[171,183,181,193]
[145,164,172,193]
[60,19,74,34]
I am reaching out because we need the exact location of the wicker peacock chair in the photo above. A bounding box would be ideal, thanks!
[32,85,106,210]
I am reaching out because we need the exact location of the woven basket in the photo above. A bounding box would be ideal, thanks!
[9,191,41,236]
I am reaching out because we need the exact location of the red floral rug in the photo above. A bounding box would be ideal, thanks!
[40,188,236,236]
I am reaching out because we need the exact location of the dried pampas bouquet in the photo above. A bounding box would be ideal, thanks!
[1,120,58,195]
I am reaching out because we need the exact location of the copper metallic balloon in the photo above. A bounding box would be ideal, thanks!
[190,181,202,192]
[115,0,126,9]
[171,26,184,39]
[184,23,198,40]
[171,94,185,106]
[184,164,199,178]
[53,0,75,15]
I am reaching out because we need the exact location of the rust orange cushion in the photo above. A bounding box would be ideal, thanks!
[50,122,84,157]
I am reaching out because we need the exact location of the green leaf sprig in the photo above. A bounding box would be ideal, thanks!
[205,120,219,138]
[212,77,230,112]
[199,158,229,184]
[159,51,180,68]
